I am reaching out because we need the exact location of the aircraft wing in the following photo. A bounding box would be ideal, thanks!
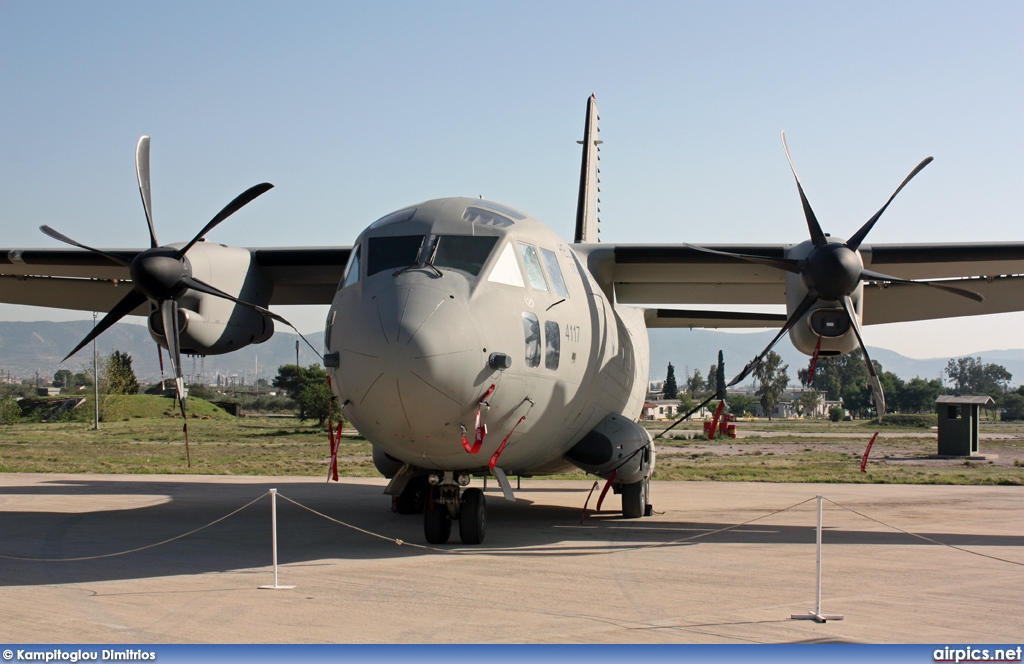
[578,242,1024,328]
[0,246,350,313]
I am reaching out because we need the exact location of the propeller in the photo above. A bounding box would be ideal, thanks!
[686,132,984,419]
[42,136,276,465]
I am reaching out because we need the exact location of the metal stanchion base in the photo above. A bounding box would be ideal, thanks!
[258,584,296,590]
[791,611,844,623]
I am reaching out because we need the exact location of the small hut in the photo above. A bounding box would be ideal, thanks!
[935,395,994,457]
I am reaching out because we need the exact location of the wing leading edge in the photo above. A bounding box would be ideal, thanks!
[577,241,1024,328]
[0,246,350,313]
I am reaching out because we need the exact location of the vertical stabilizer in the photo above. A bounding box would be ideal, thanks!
[574,94,602,243]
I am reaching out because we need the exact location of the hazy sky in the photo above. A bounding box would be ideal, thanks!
[1,1,1021,358]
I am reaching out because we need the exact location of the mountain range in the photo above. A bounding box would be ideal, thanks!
[0,320,1021,388]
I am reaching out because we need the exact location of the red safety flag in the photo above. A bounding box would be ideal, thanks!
[326,376,340,482]
[861,431,878,473]
[489,415,526,470]
[595,469,617,512]
[807,336,822,385]
[462,384,496,454]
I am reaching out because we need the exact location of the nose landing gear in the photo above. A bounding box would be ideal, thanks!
[423,481,487,545]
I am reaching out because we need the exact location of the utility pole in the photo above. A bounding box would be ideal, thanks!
[296,339,301,394]
[93,312,100,430]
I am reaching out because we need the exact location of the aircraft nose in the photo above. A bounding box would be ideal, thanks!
[333,280,483,447]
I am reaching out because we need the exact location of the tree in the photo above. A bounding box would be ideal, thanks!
[715,350,726,399]
[687,369,705,398]
[753,351,789,420]
[663,363,678,399]
[296,368,341,426]
[897,377,945,413]
[107,351,139,395]
[797,390,821,418]
[273,363,328,398]
[727,394,758,417]
[945,357,1012,397]
[1000,393,1024,421]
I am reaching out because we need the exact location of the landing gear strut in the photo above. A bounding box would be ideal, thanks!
[422,481,487,545]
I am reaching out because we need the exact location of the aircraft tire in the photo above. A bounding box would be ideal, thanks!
[621,477,648,519]
[395,475,427,514]
[424,490,452,544]
[458,488,486,545]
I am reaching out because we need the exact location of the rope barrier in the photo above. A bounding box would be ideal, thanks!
[275,491,818,558]
[0,491,269,562]
[822,497,1024,568]
[1,486,1018,569]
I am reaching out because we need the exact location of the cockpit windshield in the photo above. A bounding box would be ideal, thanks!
[432,236,499,276]
[367,235,424,276]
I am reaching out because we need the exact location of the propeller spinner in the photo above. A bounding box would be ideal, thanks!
[686,133,983,420]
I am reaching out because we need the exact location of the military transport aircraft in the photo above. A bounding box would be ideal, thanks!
[2,96,1023,545]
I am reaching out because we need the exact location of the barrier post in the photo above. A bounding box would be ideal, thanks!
[259,488,295,590]
[791,495,842,623]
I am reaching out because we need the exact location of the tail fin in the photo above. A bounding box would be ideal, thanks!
[574,94,602,243]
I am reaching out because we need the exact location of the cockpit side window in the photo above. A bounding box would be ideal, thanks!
[367,235,424,276]
[516,242,549,292]
[522,312,541,368]
[432,236,499,276]
[539,247,569,298]
[340,245,361,289]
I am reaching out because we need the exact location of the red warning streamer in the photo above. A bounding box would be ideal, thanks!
[861,431,879,473]
[595,469,618,512]
[326,376,341,482]
[807,336,823,385]
[489,415,527,470]
[462,384,496,454]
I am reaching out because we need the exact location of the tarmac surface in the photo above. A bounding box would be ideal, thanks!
[0,473,1021,644]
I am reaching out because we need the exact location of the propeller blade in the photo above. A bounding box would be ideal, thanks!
[136,136,159,248]
[840,295,885,418]
[161,299,191,466]
[62,289,148,361]
[183,276,323,358]
[160,300,186,403]
[846,157,933,251]
[860,269,984,303]
[682,243,803,274]
[39,225,131,267]
[781,131,828,247]
[728,291,818,387]
[175,182,274,259]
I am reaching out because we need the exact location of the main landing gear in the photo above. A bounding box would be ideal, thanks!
[620,476,653,519]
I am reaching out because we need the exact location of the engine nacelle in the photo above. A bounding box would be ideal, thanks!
[785,240,863,358]
[146,242,276,355]
[564,414,654,485]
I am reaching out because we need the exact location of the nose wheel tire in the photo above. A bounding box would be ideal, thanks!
[423,490,452,544]
[458,487,486,545]
[621,477,649,519]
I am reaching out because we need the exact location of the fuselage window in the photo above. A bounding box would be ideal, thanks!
[340,245,361,289]
[463,207,514,228]
[367,235,424,276]
[539,247,569,298]
[487,242,525,287]
[517,242,549,292]
[433,235,499,276]
[522,312,541,368]
[544,320,560,370]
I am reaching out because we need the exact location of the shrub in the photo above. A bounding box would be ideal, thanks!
[0,396,21,424]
